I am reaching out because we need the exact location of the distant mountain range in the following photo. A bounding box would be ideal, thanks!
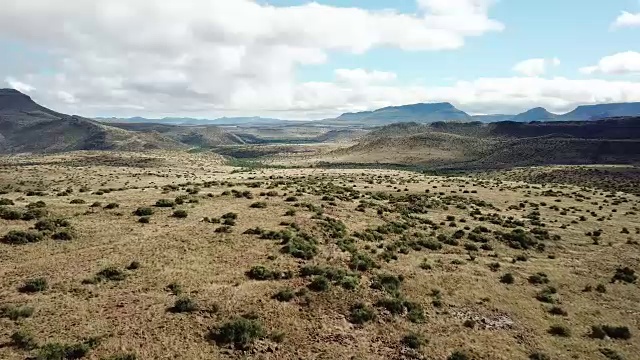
[97,116,303,127]
[322,102,640,125]
[98,101,640,127]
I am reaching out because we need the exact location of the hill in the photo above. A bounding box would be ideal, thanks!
[323,117,640,168]
[98,116,303,127]
[0,89,186,153]
[510,107,556,122]
[319,102,471,125]
[107,123,245,147]
[556,102,640,121]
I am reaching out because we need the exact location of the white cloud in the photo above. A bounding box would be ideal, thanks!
[334,69,397,84]
[5,77,35,93]
[580,51,640,75]
[0,0,503,118]
[512,58,560,77]
[611,11,640,29]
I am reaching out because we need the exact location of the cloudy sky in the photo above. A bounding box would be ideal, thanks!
[2,0,640,119]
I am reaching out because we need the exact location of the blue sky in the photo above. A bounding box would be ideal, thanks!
[1,0,640,118]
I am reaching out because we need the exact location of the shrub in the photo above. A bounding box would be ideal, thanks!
[250,202,268,209]
[0,207,23,220]
[528,272,549,285]
[2,230,44,245]
[0,198,14,205]
[22,208,48,220]
[340,276,360,290]
[19,277,48,293]
[35,218,71,231]
[26,200,46,209]
[284,209,296,216]
[166,282,182,295]
[138,216,150,224]
[548,324,571,337]
[170,297,198,313]
[308,276,330,292]
[349,303,376,324]
[52,229,75,241]
[172,209,188,218]
[221,212,238,220]
[1,305,34,320]
[350,252,378,271]
[611,267,636,284]
[133,207,154,216]
[401,333,424,350]
[155,199,175,207]
[371,273,403,295]
[126,261,141,270]
[590,325,631,340]
[536,286,558,303]
[281,235,318,260]
[500,273,515,284]
[448,350,471,360]
[90,202,102,208]
[596,284,607,293]
[599,348,624,360]
[272,288,295,302]
[210,317,266,348]
[95,266,127,282]
[36,342,93,360]
[70,199,86,204]
[529,352,551,360]
[549,306,568,316]
[104,203,120,209]
[246,265,279,280]
[10,330,37,350]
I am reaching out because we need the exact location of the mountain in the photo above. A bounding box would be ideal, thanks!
[108,122,245,147]
[319,102,471,126]
[510,107,557,122]
[98,116,302,127]
[0,89,185,153]
[556,102,640,121]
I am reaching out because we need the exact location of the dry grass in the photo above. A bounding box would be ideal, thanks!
[1,151,639,360]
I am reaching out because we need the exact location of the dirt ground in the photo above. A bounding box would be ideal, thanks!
[1,151,638,360]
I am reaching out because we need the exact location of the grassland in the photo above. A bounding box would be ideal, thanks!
[0,151,638,360]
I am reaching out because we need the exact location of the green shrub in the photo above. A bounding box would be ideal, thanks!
[35,218,71,231]
[612,267,636,284]
[250,202,268,209]
[210,317,266,348]
[22,208,48,220]
[0,207,23,220]
[528,272,549,285]
[371,273,403,295]
[590,325,631,340]
[104,203,120,209]
[308,276,330,292]
[349,303,376,324]
[536,286,558,303]
[548,324,571,337]
[70,199,86,204]
[401,333,424,350]
[350,252,378,271]
[1,305,34,320]
[549,306,568,316]
[166,282,182,295]
[246,265,279,280]
[95,266,127,282]
[448,350,472,360]
[155,199,175,207]
[500,273,515,284]
[133,207,154,216]
[90,202,102,208]
[52,229,75,241]
[10,330,37,350]
[2,230,44,245]
[172,209,188,218]
[170,297,198,313]
[138,216,150,224]
[19,277,48,293]
[529,353,550,360]
[281,235,318,260]
[272,288,295,302]
[36,341,93,360]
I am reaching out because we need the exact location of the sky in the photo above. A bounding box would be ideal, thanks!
[1,0,640,119]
